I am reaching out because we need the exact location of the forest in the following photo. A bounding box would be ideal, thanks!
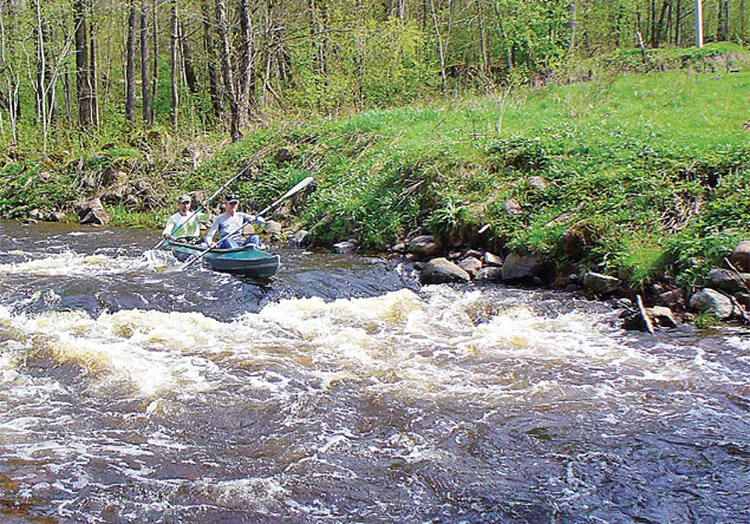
[0,0,747,152]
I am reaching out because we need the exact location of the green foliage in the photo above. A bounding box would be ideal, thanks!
[693,312,722,329]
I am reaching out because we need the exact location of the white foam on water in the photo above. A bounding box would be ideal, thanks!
[0,250,151,277]
[193,477,288,511]
[1,285,737,413]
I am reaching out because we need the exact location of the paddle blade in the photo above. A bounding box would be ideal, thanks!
[162,262,189,274]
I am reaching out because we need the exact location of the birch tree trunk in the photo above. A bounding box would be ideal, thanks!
[125,1,138,123]
[215,0,242,142]
[89,2,99,128]
[238,0,255,125]
[171,0,179,131]
[141,1,153,127]
[429,0,447,91]
[1,2,21,144]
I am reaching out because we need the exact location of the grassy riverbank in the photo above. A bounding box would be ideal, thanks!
[2,44,750,293]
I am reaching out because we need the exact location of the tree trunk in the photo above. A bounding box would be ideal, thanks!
[308,0,329,79]
[654,0,671,47]
[74,0,93,128]
[64,73,73,126]
[569,0,577,51]
[33,0,55,151]
[125,1,138,123]
[179,21,198,94]
[476,0,489,74]
[202,1,223,119]
[215,0,243,142]
[152,0,159,117]
[171,0,179,131]
[238,0,255,125]
[429,0,447,91]
[141,1,153,127]
[493,2,513,72]
[89,3,99,128]
[674,0,682,43]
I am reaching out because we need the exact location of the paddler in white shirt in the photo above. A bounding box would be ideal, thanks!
[203,193,265,249]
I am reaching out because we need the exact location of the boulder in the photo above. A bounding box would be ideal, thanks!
[709,268,750,294]
[647,306,679,328]
[275,147,294,163]
[483,251,503,267]
[583,272,621,296]
[265,220,283,236]
[503,199,523,216]
[476,266,503,282]
[657,288,686,309]
[562,228,586,261]
[730,241,750,272]
[333,241,356,254]
[290,229,310,248]
[75,197,110,225]
[502,253,543,282]
[689,288,734,319]
[463,249,483,259]
[528,176,549,191]
[420,257,471,284]
[458,256,482,279]
[406,235,440,257]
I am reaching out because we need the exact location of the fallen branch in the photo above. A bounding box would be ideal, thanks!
[636,294,656,335]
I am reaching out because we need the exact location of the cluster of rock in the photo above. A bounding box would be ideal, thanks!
[387,234,545,285]
[689,240,750,321]
[370,232,750,332]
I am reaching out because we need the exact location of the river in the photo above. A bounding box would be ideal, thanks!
[0,219,748,523]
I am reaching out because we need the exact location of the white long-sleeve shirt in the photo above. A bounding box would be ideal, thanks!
[203,212,259,245]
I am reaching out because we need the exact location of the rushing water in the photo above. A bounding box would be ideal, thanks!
[0,219,748,523]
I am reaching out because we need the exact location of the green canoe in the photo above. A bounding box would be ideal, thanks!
[161,239,280,278]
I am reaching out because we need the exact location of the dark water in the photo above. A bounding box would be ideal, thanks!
[0,220,748,523]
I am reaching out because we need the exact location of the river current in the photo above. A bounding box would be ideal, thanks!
[0,219,748,523]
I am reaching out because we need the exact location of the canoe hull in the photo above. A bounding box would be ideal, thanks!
[161,240,280,278]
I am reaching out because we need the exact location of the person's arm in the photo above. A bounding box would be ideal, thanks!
[242,212,265,224]
[162,216,176,238]
[203,216,222,246]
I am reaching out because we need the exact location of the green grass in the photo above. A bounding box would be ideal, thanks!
[242,60,750,291]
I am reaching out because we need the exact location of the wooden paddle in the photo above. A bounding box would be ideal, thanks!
[164,176,314,273]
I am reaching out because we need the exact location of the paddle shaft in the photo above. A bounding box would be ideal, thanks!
[174,176,314,271]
